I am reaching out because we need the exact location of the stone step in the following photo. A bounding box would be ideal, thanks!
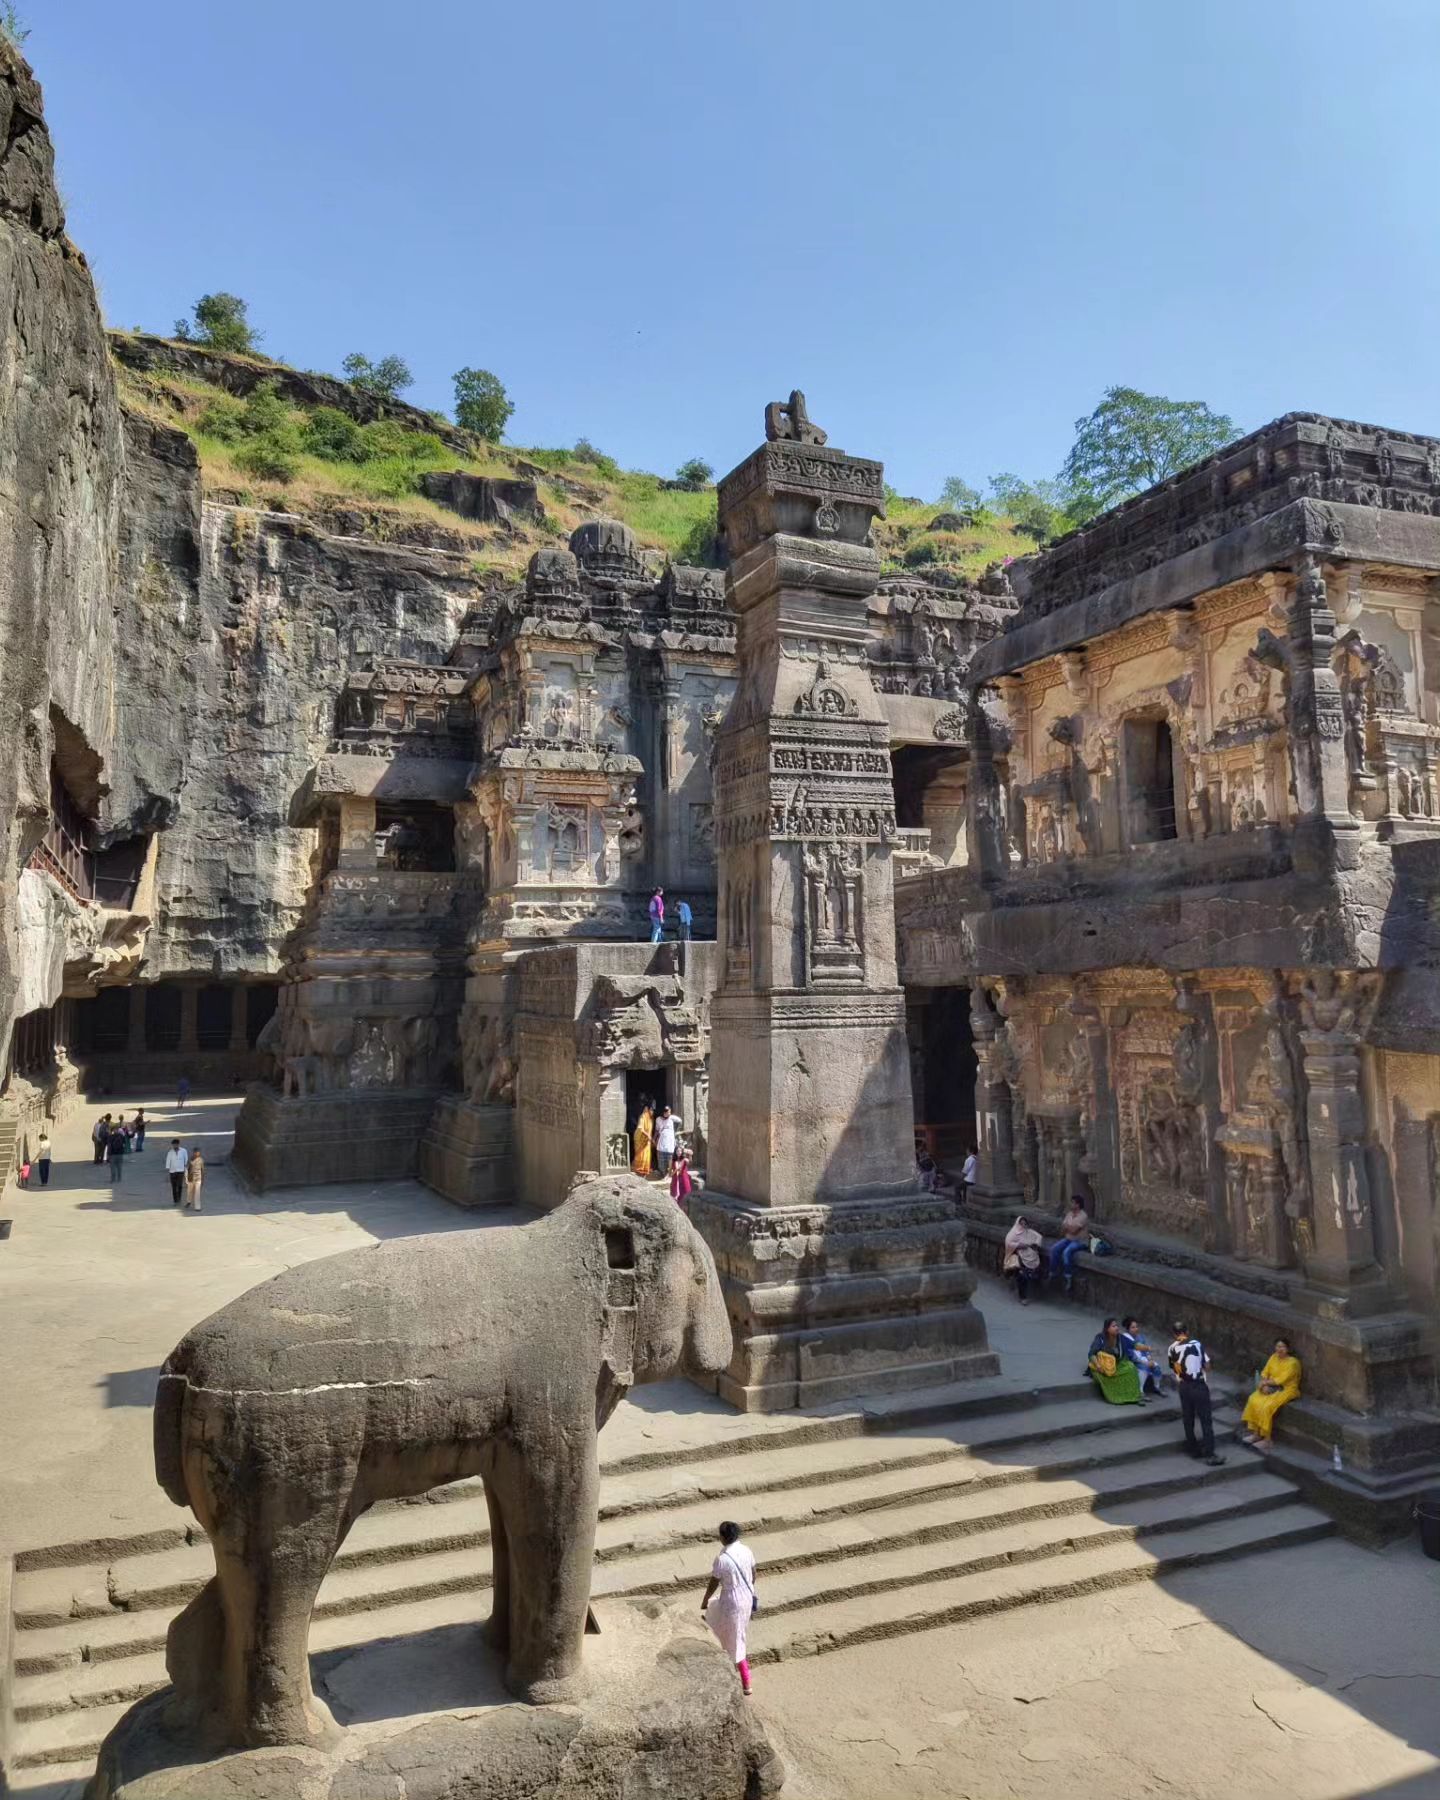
[749,1502,1333,1662]
[5,1376,1098,1576]
[6,1496,1331,1772]
[12,1394,1212,1657]
[7,1450,1283,1716]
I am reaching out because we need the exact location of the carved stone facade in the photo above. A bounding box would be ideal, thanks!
[896,412,1440,1534]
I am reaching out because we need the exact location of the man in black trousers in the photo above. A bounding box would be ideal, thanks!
[1168,1321,1226,1467]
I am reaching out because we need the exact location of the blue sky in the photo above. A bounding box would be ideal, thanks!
[24,0,1440,497]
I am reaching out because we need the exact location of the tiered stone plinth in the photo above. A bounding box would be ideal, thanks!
[231,1087,439,1190]
[690,1186,998,1410]
[84,1601,782,1800]
[699,397,992,1408]
[416,1094,515,1206]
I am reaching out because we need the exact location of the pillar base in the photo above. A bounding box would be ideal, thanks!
[687,1185,997,1412]
[417,1096,516,1208]
[230,1086,439,1191]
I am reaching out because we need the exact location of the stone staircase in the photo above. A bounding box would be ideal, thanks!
[3,1377,1334,1790]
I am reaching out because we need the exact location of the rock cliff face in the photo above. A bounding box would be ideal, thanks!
[0,42,495,1069]
[0,43,129,1058]
[140,502,485,975]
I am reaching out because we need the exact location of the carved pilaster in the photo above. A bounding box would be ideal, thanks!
[1293,969,1388,1314]
[968,981,1023,1213]
[965,684,1010,881]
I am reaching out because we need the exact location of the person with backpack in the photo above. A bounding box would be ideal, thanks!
[1168,1321,1226,1467]
[700,1520,758,1696]
[106,1122,129,1184]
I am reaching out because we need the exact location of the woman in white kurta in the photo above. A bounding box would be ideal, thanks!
[700,1520,756,1694]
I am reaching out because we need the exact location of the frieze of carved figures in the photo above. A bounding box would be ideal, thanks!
[605,1132,630,1172]
[933,707,966,742]
[693,1196,955,1242]
[1139,1078,1202,1190]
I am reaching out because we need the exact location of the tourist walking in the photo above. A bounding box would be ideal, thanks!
[655,1105,678,1176]
[107,1124,129,1184]
[631,1102,655,1177]
[92,1112,112,1164]
[36,1130,51,1187]
[1002,1214,1043,1305]
[1239,1337,1302,1448]
[677,898,693,941]
[1168,1321,1225,1466]
[176,1074,191,1111]
[960,1146,978,1198]
[1087,1317,1143,1404]
[670,1146,693,1205]
[131,1109,147,1151]
[1047,1195,1089,1290]
[648,888,665,944]
[164,1139,188,1205]
[1120,1317,1167,1395]
[700,1520,758,1697]
[184,1147,205,1211]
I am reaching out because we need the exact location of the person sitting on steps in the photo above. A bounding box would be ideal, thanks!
[1047,1195,1089,1291]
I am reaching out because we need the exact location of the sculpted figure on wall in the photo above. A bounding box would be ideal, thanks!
[153,1177,732,1749]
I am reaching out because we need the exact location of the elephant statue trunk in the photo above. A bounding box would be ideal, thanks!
[151,1174,733,1751]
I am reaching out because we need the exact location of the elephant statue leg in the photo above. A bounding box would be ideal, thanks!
[169,1436,352,1750]
[497,1435,600,1705]
[482,1478,511,1656]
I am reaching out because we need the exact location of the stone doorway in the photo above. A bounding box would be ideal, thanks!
[624,1067,669,1138]
[907,985,977,1167]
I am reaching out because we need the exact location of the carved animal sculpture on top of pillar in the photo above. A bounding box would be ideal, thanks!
[151,1175,732,1751]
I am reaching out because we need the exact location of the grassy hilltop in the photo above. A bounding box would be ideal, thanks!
[112,335,1032,581]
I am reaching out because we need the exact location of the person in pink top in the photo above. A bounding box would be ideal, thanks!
[670,1147,693,1205]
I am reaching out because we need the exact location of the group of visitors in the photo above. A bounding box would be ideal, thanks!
[1085,1312,1303,1460]
[630,1099,693,1201]
[647,888,693,943]
[92,1109,147,1180]
[1002,1196,1091,1303]
[165,1139,206,1210]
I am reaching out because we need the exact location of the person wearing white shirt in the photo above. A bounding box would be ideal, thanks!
[164,1139,189,1206]
[654,1106,679,1176]
[961,1149,978,1195]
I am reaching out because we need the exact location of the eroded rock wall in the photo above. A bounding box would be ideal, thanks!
[140,505,485,975]
[0,44,128,1057]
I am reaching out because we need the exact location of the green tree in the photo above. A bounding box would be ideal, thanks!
[452,367,513,441]
[342,352,413,401]
[987,473,1068,543]
[173,293,261,355]
[940,475,982,512]
[1062,386,1235,509]
[673,457,714,491]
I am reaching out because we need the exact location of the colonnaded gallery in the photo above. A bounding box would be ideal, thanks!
[4,42,1439,1549]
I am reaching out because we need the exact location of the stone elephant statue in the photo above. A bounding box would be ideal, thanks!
[151,1174,733,1751]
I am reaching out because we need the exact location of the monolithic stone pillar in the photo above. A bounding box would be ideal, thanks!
[1295,970,1389,1316]
[178,984,199,1057]
[689,393,995,1410]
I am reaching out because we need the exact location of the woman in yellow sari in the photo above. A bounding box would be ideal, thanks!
[1240,1337,1301,1446]
[631,1103,655,1176]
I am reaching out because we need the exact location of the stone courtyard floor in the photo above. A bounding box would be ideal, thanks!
[3,1094,1439,1798]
